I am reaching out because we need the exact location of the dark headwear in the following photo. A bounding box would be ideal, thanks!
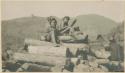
[47,16,57,24]
[63,16,70,21]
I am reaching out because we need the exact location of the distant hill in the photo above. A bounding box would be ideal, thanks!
[75,14,118,38]
[1,14,119,51]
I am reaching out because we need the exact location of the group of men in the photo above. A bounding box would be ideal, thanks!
[44,16,87,45]
[45,16,70,44]
[44,16,77,44]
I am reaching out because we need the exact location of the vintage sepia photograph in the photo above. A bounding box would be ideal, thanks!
[1,0,124,72]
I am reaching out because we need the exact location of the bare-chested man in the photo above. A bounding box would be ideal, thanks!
[45,16,60,44]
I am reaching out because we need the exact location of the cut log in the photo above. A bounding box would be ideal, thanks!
[59,36,73,41]
[59,35,88,43]
[25,38,89,56]
[51,65,64,72]
[88,61,98,68]
[63,43,88,48]
[16,63,30,72]
[28,45,66,57]
[98,65,109,72]
[27,63,51,72]
[27,43,88,56]
[71,58,110,65]
[24,39,54,46]
[13,53,65,66]
[96,59,109,64]
[25,38,88,48]
[16,63,51,72]
[91,48,111,59]
[74,64,90,72]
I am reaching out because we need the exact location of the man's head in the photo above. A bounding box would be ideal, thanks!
[47,16,55,23]
[50,18,57,28]
[63,16,70,24]
[47,16,57,28]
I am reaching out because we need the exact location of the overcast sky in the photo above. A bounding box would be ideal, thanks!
[1,1,125,22]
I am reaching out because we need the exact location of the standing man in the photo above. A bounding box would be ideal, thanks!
[108,37,123,61]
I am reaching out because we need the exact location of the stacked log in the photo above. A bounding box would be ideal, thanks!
[74,63,108,72]
[13,53,65,66]
[24,39,53,46]
[90,46,111,59]
[28,45,66,57]
[17,63,51,72]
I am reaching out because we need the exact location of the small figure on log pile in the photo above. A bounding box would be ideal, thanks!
[61,58,75,72]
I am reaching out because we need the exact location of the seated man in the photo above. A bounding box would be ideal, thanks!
[45,17,60,44]
[60,16,72,35]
